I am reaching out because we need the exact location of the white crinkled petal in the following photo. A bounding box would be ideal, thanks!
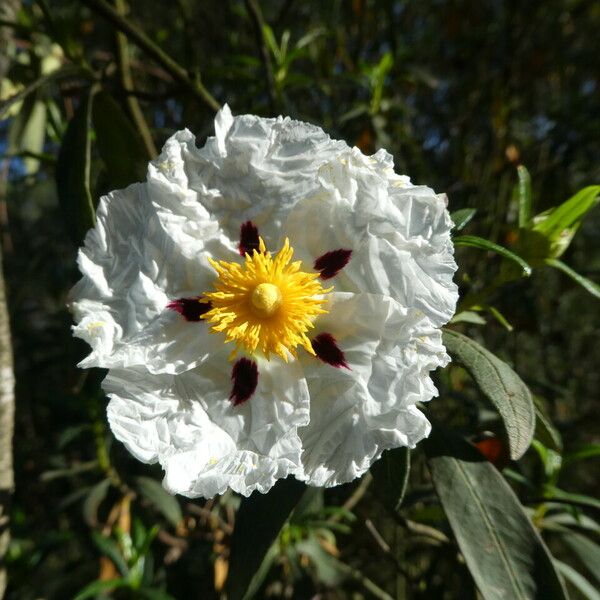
[284,148,458,327]
[105,352,310,498]
[297,292,449,487]
[70,130,237,372]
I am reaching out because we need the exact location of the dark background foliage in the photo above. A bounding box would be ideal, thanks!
[1,0,599,598]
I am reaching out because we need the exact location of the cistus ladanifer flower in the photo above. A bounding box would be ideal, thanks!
[70,105,458,498]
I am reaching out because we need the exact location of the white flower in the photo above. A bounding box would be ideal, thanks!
[70,105,458,497]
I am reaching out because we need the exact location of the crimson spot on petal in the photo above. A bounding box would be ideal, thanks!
[239,221,260,256]
[312,333,349,369]
[168,297,212,322]
[314,249,352,279]
[230,358,259,406]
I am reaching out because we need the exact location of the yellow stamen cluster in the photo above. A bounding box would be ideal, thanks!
[203,238,332,361]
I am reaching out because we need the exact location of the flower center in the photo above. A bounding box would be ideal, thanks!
[251,282,282,317]
[203,238,332,361]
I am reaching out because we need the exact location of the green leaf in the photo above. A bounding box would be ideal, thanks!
[516,166,533,228]
[135,477,182,528]
[82,478,110,527]
[424,427,568,600]
[73,577,130,600]
[450,310,487,326]
[454,235,532,276]
[533,186,600,256]
[443,329,535,459]
[450,208,477,231]
[533,399,562,452]
[371,446,410,513]
[90,530,129,576]
[56,89,95,245]
[91,90,149,189]
[543,487,600,512]
[545,258,600,299]
[564,444,600,465]
[227,477,306,600]
[559,531,600,585]
[554,560,600,600]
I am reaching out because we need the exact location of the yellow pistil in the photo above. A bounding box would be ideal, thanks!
[203,238,332,361]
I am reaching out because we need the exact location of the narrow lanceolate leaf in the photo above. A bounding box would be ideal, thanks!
[454,235,532,276]
[227,477,306,600]
[545,258,600,300]
[371,446,410,513]
[443,329,535,459]
[554,560,600,600]
[517,165,533,228]
[450,208,477,231]
[91,90,149,189]
[559,531,600,585]
[424,427,568,600]
[135,476,182,528]
[533,185,600,245]
[56,89,95,245]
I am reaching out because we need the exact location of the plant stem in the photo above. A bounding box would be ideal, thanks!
[113,0,157,158]
[80,0,220,112]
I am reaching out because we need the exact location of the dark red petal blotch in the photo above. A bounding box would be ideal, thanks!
[314,249,352,279]
[229,358,259,406]
[312,333,349,369]
[239,221,261,256]
[168,297,212,322]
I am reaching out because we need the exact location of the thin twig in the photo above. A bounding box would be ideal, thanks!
[328,472,373,523]
[365,519,412,579]
[80,0,220,112]
[334,559,395,600]
[113,0,157,158]
[244,0,277,113]
[398,517,450,545]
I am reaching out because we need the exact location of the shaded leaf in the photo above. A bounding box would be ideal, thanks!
[227,477,306,600]
[90,530,129,576]
[443,329,535,459]
[56,88,95,245]
[135,477,182,528]
[424,427,567,600]
[450,310,486,325]
[82,477,110,527]
[73,577,130,600]
[554,560,600,600]
[545,258,600,299]
[454,235,532,276]
[92,90,149,189]
[559,531,600,585]
[450,208,477,231]
[533,399,562,452]
[371,446,410,513]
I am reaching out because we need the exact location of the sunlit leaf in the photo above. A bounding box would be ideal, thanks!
[424,427,568,600]
[450,208,477,231]
[545,258,600,299]
[443,329,535,459]
[533,185,600,257]
[516,165,533,228]
[454,235,532,276]
[227,477,306,600]
[371,446,410,514]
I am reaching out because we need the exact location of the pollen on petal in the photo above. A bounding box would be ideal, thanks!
[314,249,352,279]
[168,297,212,322]
[239,221,261,256]
[312,333,349,369]
[229,358,259,406]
